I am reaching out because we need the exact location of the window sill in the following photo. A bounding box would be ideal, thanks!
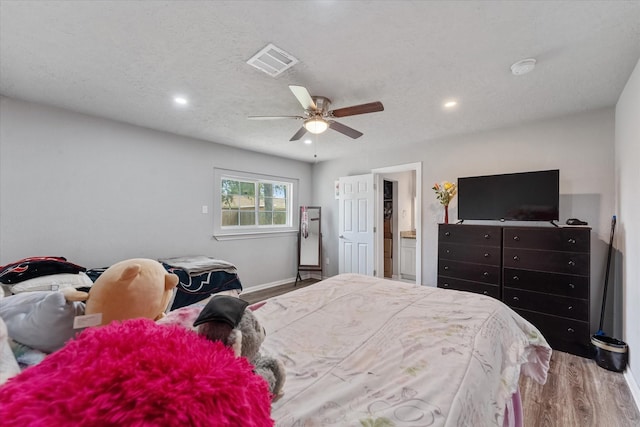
[213,229,297,241]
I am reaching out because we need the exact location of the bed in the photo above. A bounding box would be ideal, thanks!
[252,273,551,427]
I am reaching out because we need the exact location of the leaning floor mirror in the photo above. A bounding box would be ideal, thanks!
[296,206,322,286]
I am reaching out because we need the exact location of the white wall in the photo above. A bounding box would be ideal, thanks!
[615,58,640,398]
[313,108,616,333]
[0,96,313,288]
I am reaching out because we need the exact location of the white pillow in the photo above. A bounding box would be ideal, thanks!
[9,272,93,294]
[0,291,85,353]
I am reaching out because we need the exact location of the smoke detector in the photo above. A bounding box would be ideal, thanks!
[510,58,536,76]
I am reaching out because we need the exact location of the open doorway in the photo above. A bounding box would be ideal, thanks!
[373,162,422,285]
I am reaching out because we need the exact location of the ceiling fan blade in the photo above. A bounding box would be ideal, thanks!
[329,121,363,139]
[248,115,303,120]
[289,126,308,141]
[330,101,384,118]
[289,85,317,111]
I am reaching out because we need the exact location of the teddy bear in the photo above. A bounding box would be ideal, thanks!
[81,258,179,326]
[193,295,286,399]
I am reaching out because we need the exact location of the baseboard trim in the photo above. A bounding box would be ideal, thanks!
[241,272,319,295]
[624,368,640,411]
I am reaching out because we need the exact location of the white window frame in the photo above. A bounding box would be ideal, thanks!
[213,168,298,240]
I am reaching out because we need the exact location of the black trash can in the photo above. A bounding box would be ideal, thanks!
[591,334,628,373]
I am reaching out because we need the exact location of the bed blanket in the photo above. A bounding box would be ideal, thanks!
[159,256,237,275]
[254,273,551,427]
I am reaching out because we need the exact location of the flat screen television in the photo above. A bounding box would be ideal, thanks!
[457,169,559,221]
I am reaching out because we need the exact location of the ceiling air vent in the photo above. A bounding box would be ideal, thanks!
[246,43,299,77]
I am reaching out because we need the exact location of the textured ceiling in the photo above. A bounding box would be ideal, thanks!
[1,1,639,162]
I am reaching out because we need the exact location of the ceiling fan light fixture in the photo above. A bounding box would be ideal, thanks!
[304,118,329,134]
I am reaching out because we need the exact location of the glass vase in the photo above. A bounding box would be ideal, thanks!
[444,205,449,224]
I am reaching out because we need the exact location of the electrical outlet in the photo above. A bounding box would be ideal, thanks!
[325,257,330,265]
[202,205,208,214]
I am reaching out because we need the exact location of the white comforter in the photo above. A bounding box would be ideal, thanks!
[255,274,551,427]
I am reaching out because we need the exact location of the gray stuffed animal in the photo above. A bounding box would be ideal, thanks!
[193,295,286,399]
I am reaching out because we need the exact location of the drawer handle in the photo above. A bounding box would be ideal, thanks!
[446,249,451,254]
[484,234,490,239]
[512,296,519,301]
[513,255,519,261]
[568,306,573,310]
[513,275,519,281]
[483,272,489,277]
[484,253,490,258]
[483,291,488,295]
[444,266,449,271]
[567,328,575,334]
[443,283,449,288]
[568,238,576,244]
[568,260,576,266]
[445,231,451,237]
[513,236,520,241]
[569,283,575,289]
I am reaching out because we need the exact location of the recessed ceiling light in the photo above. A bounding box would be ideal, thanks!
[174,96,188,105]
[510,58,536,76]
[444,101,457,108]
[304,139,312,145]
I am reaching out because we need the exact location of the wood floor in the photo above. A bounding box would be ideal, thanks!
[240,278,320,304]
[241,278,640,426]
[520,350,640,427]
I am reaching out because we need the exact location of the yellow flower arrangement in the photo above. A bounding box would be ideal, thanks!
[432,181,457,206]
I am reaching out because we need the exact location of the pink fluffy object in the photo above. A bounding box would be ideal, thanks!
[0,319,273,426]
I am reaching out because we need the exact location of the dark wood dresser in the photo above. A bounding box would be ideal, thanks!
[437,223,591,358]
[437,224,502,299]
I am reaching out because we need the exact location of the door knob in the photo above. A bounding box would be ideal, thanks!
[339,235,345,239]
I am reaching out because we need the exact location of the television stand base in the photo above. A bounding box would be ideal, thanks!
[550,220,559,228]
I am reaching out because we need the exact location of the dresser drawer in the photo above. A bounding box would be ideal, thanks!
[437,276,500,299]
[503,268,589,299]
[438,243,501,266]
[438,260,501,285]
[503,248,589,275]
[439,224,501,247]
[503,227,590,252]
[504,288,587,321]
[514,309,591,358]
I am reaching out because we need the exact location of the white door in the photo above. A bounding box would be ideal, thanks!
[338,174,375,275]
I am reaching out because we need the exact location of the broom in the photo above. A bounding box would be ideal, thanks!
[595,215,616,336]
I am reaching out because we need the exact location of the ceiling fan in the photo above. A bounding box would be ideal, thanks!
[248,85,384,141]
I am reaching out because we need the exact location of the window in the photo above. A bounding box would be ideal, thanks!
[214,168,297,239]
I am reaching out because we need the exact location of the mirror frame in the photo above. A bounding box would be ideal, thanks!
[297,206,322,271]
